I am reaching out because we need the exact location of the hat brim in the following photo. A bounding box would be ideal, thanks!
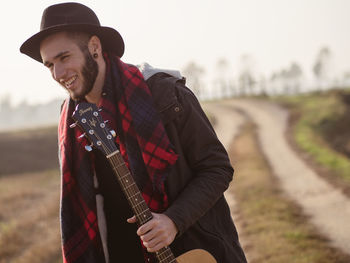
[20,24,125,63]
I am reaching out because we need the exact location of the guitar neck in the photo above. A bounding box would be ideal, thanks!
[107,151,177,263]
[107,151,153,225]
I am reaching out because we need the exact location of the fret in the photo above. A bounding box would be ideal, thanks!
[138,216,152,225]
[138,216,152,226]
[160,255,176,262]
[112,164,129,176]
[113,173,136,192]
[127,191,142,201]
[136,208,152,218]
[127,192,145,209]
[156,247,177,263]
[118,164,130,175]
[113,171,131,183]
[112,162,124,169]
[157,250,171,257]
[156,248,170,257]
[113,170,133,186]
[111,168,129,179]
[115,154,128,166]
[123,181,136,191]
[131,199,148,211]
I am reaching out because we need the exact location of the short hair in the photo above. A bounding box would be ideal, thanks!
[65,30,94,52]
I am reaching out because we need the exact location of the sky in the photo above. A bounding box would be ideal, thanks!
[1,0,350,105]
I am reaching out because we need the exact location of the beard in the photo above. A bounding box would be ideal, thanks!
[71,51,98,101]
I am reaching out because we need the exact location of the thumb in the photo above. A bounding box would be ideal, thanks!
[127,215,137,223]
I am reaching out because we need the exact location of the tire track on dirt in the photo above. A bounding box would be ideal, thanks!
[221,99,350,255]
[203,102,252,260]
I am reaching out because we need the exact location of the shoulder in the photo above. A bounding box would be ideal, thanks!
[146,72,187,124]
[147,72,186,98]
[136,62,200,122]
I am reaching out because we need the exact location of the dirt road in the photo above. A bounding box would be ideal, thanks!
[204,103,246,210]
[204,99,350,255]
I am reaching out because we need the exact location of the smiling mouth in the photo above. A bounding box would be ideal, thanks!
[62,75,77,89]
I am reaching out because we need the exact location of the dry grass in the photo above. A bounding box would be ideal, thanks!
[228,123,350,263]
[0,170,62,263]
[0,126,62,262]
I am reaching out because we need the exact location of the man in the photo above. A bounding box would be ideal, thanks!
[20,2,247,263]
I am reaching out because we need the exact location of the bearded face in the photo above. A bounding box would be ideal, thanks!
[72,49,98,101]
[40,31,100,101]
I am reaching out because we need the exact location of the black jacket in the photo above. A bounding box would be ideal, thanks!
[146,73,247,263]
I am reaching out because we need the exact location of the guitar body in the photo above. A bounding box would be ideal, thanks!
[176,249,216,263]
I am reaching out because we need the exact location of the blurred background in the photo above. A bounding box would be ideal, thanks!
[1,0,350,262]
[1,0,350,128]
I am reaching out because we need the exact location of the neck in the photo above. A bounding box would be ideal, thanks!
[85,58,106,105]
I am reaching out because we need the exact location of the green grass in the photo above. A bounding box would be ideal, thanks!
[274,90,350,187]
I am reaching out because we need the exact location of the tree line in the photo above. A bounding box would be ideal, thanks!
[182,46,350,99]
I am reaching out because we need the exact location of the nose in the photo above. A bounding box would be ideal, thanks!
[52,64,65,82]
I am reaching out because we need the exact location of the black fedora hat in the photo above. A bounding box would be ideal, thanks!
[20,2,125,63]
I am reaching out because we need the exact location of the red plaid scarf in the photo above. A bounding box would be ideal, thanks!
[58,54,178,263]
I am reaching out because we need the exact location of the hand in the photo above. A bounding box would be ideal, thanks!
[127,212,178,252]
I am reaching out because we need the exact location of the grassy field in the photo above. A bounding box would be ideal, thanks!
[0,170,62,263]
[2,96,350,262]
[0,127,62,263]
[229,123,350,263]
[0,126,58,176]
[273,89,350,195]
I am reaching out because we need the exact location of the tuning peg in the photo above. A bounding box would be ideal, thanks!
[85,144,93,152]
[70,122,77,128]
[104,120,109,124]
[98,108,102,112]
[110,130,116,137]
[77,133,86,139]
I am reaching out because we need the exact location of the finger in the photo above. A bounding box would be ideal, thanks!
[127,215,136,223]
[146,240,166,253]
[143,234,162,250]
[140,227,159,242]
[137,220,155,236]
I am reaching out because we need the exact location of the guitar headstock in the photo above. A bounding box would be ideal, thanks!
[71,102,118,156]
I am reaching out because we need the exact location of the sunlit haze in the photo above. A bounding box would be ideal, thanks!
[2,0,350,105]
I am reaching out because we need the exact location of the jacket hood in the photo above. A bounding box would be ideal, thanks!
[137,62,182,81]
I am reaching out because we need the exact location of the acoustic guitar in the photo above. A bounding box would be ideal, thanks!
[71,102,216,263]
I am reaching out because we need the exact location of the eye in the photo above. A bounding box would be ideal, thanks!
[61,55,69,62]
[45,63,53,70]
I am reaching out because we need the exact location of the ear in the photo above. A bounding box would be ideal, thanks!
[88,35,103,57]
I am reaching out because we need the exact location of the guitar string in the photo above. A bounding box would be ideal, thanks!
[83,120,145,220]
[99,126,175,262]
[85,115,173,262]
[97,125,173,262]
[95,123,171,262]
[82,115,172,262]
[76,111,154,228]
[96,122,151,222]
[87,114,154,225]
[93,116,159,227]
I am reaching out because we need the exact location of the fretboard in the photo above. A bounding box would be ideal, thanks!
[107,151,177,263]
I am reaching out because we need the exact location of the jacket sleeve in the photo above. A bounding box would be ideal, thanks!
[163,83,234,236]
